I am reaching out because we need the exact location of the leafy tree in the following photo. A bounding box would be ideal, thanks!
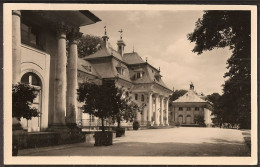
[170,89,188,101]
[77,34,103,58]
[112,87,139,128]
[12,83,39,121]
[77,81,121,132]
[188,11,251,129]
[194,115,205,127]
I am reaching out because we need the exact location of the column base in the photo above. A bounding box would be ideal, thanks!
[154,123,159,127]
[159,123,164,126]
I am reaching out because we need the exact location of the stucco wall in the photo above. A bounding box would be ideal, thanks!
[20,44,50,131]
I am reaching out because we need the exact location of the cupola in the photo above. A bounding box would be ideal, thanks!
[117,29,126,56]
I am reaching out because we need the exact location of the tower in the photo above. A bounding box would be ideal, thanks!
[102,26,109,48]
[190,82,194,90]
[117,29,126,56]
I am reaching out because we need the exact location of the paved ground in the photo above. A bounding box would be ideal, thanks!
[18,127,250,156]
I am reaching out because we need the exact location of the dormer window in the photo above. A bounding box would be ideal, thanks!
[116,67,125,75]
[82,65,92,72]
[136,72,142,79]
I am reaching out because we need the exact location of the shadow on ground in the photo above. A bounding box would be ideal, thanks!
[19,140,250,156]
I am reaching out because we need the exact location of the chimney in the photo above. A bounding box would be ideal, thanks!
[117,29,126,56]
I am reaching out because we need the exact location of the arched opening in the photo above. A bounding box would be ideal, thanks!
[178,115,183,124]
[21,72,42,132]
[186,115,191,124]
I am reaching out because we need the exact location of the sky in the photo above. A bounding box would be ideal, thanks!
[80,11,231,95]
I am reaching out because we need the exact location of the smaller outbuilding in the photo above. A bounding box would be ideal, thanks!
[169,83,214,127]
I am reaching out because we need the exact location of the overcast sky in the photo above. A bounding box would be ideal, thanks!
[80,11,231,95]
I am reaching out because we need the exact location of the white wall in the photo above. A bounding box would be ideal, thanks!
[20,44,50,131]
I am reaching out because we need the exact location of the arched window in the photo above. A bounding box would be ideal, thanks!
[21,72,42,131]
[21,72,41,87]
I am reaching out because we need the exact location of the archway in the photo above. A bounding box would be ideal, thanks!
[21,72,42,131]
[178,115,183,124]
[186,115,191,124]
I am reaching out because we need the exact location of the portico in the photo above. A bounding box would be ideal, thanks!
[131,83,171,127]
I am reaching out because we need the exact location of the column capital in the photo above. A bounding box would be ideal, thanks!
[12,10,21,17]
[56,22,72,39]
[67,28,83,44]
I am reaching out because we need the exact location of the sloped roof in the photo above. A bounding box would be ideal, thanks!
[83,43,122,61]
[77,58,100,77]
[123,52,145,64]
[173,90,207,103]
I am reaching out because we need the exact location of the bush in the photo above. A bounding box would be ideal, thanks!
[133,121,140,130]
[94,131,113,146]
[175,122,180,128]
[116,127,125,137]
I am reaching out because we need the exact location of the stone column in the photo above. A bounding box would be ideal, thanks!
[12,10,21,84]
[147,92,152,125]
[53,25,67,125]
[66,31,82,125]
[160,96,164,126]
[154,94,159,126]
[166,98,169,126]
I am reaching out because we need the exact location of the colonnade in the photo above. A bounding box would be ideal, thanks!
[147,92,169,126]
[12,11,81,126]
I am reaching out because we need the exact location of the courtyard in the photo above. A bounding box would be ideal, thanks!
[18,127,250,156]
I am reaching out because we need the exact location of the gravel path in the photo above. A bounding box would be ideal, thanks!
[18,127,250,156]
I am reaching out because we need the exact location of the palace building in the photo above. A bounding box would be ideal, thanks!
[169,83,213,127]
[12,10,172,132]
[81,28,172,127]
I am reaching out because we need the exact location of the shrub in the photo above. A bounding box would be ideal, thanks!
[116,127,125,137]
[133,121,140,130]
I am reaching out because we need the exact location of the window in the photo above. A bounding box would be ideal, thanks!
[135,94,138,100]
[141,94,144,102]
[82,65,92,72]
[179,107,183,111]
[21,23,39,47]
[116,67,125,75]
[187,107,191,111]
[195,107,200,111]
[136,72,142,79]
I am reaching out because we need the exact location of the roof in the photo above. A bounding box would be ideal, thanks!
[77,58,100,77]
[123,52,145,64]
[83,43,123,61]
[173,90,207,103]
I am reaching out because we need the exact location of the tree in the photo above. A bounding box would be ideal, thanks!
[77,34,103,58]
[12,83,39,121]
[77,81,121,132]
[112,87,139,128]
[170,89,188,101]
[188,11,251,129]
[194,115,205,127]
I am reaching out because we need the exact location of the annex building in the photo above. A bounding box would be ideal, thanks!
[169,83,213,127]
[12,10,172,132]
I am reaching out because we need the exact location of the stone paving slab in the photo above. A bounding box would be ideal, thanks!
[18,127,250,156]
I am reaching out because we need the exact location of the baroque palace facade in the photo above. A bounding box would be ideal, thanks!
[12,10,172,132]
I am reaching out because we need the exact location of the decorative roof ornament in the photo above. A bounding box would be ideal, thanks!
[159,67,160,72]
[104,25,107,35]
[146,57,148,62]
[118,28,123,39]
[133,44,135,53]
